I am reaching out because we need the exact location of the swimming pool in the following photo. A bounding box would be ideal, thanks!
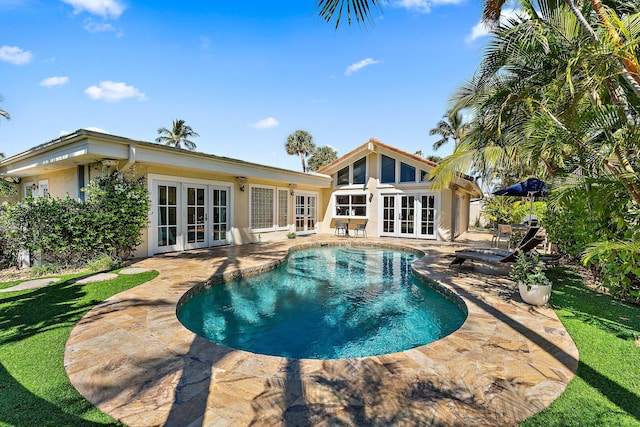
[177,246,466,359]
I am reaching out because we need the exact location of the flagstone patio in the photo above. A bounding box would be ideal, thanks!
[64,233,578,426]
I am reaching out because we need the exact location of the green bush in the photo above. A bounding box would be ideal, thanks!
[1,171,149,269]
[545,182,640,302]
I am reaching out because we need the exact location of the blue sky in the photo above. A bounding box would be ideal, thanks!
[1,0,495,171]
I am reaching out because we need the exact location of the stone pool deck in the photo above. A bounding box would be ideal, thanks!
[64,233,579,426]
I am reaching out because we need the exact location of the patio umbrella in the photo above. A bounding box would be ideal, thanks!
[492,178,550,221]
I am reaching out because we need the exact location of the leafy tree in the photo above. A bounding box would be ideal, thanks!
[428,111,468,151]
[285,129,316,173]
[156,119,199,151]
[307,145,338,171]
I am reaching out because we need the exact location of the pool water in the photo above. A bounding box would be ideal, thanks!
[178,246,466,359]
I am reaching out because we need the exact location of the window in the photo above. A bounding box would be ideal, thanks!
[250,185,289,231]
[400,163,416,183]
[420,170,430,182]
[337,166,349,185]
[278,189,289,228]
[251,187,273,230]
[381,155,395,183]
[352,157,366,184]
[335,194,367,217]
[336,156,367,186]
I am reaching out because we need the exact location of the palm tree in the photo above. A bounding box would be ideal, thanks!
[0,96,10,122]
[285,130,316,173]
[307,145,338,171]
[428,111,468,151]
[155,119,199,151]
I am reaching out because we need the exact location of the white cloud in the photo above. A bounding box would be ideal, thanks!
[59,126,108,136]
[0,45,32,65]
[84,81,146,102]
[62,0,125,19]
[40,76,69,87]
[392,0,464,13]
[84,20,115,32]
[466,8,520,43]
[345,58,380,76]
[392,0,431,13]
[250,117,279,130]
[83,126,108,133]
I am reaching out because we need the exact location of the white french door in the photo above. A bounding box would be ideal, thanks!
[379,193,437,239]
[210,187,229,246]
[295,193,317,234]
[399,195,416,237]
[184,185,208,250]
[418,194,437,239]
[153,179,232,254]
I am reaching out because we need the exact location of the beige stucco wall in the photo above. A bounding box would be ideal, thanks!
[20,168,79,200]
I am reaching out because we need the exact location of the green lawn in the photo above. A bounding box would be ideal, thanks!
[1,265,639,426]
[523,267,640,426]
[0,270,158,427]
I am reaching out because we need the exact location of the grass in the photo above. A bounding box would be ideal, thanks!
[0,269,158,427]
[523,267,640,426]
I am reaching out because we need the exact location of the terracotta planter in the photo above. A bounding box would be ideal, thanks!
[518,282,552,306]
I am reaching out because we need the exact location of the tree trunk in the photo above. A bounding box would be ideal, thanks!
[299,152,307,173]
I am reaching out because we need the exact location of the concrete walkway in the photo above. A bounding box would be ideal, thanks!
[64,233,578,426]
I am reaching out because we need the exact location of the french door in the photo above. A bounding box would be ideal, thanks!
[184,185,208,250]
[295,193,317,234]
[154,181,231,254]
[380,193,437,239]
[399,195,416,237]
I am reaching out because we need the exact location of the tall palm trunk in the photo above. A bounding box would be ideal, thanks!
[299,153,307,173]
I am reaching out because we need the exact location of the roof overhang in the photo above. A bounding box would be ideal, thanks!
[0,129,332,188]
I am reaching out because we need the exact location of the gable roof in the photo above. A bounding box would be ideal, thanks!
[317,138,481,197]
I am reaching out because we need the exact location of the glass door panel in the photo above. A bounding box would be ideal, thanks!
[399,195,416,237]
[185,185,208,249]
[157,184,179,252]
[381,195,396,235]
[211,188,229,245]
[419,195,436,238]
[295,194,317,234]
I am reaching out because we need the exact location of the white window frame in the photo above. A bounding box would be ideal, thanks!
[334,156,368,187]
[249,184,290,232]
[333,192,368,218]
[379,153,429,186]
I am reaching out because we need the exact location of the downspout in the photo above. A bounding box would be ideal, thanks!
[121,144,136,172]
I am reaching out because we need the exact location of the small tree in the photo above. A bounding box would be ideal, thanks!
[85,171,150,262]
[307,145,337,171]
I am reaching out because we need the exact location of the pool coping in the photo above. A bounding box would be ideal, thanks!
[64,236,579,426]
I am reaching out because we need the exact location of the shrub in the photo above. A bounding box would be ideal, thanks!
[545,181,640,302]
[1,171,149,269]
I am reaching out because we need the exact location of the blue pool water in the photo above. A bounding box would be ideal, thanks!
[178,246,466,359]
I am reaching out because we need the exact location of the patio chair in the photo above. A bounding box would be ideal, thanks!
[334,221,349,237]
[492,224,513,249]
[450,229,545,267]
[353,219,368,238]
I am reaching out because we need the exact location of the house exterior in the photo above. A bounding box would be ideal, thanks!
[316,138,481,241]
[0,130,481,258]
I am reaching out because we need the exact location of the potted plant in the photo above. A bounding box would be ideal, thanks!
[510,251,553,306]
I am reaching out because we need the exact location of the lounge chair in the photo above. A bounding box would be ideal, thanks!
[450,228,545,267]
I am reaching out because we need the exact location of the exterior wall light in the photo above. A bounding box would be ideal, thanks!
[237,176,248,192]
